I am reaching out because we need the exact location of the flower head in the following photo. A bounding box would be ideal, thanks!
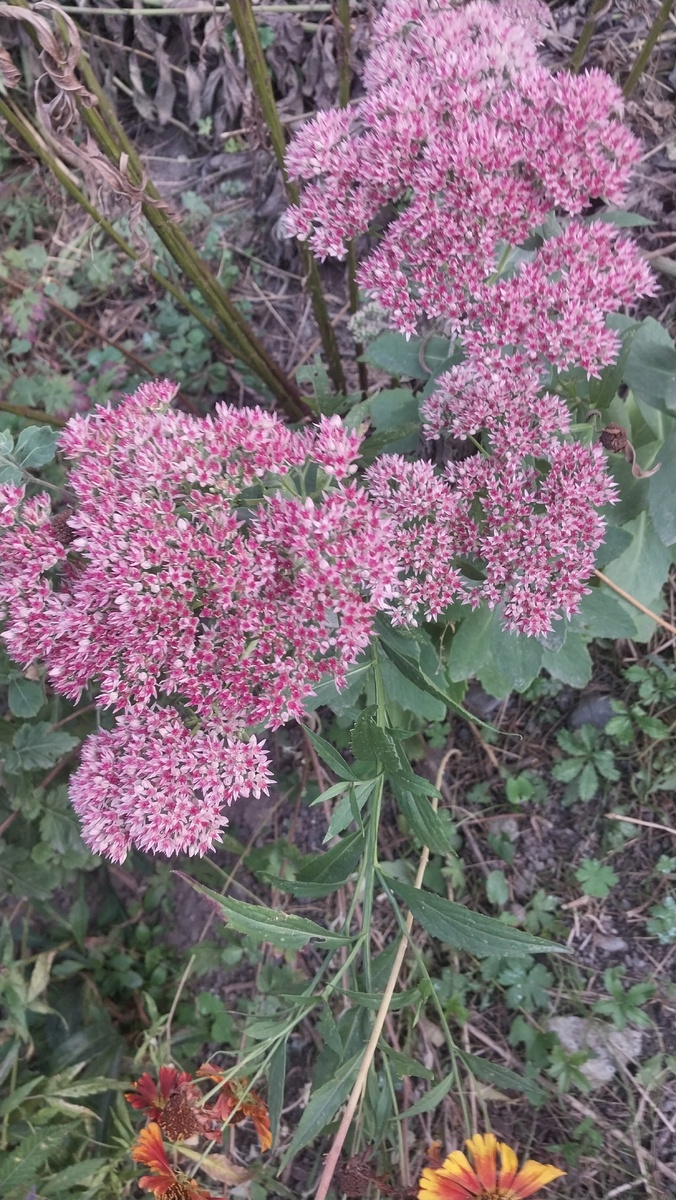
[418,1133,565,1200]
[131,1123,218,1199]
[125,1068,204,1142]
[196,1066,272,1151]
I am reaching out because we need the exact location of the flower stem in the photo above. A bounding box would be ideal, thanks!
[0,97,263,399]
[335,0,369,395]
[228,0,347,395]
[569,0,610,74]
[623,0,674,97]
[70,59,309,419]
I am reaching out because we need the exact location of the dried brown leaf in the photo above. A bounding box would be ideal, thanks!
[0,44,21,90]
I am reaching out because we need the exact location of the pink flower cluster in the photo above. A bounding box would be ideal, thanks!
[0,383,400,860]
[285,0,656,635]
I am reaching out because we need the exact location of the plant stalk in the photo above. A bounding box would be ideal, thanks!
[623,0,674,96]
[569,0,611,73]
[228,0,346,394]
[0,98,247,378]
[71,77,308,418]
[335,0,368,395]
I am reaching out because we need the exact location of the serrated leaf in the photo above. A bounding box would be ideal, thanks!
[4,722,79,773]
[262,831,364,898]
[178,1147,250,1185]
[488,622,543,693]
[457,1051,547,1104]
[281,1052,361,1161]
[382,1045,434,1080]
[38,1157,109,1196]
[397,1073,455,1117]
[175,875,351,950]
[0,1127,69,1192]
[394,786,456,856]
[325,780,374,840]
[303,727,356,781]
[387,879,565,957]
[379,636,493,728]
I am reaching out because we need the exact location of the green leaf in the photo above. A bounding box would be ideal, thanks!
[394,787,456,856]
[14,426,59,469]
[387,879,565,957]
[40,1157,109,1196]
[7,675,45,718]
[382,1046,434,1080]
[648,428,676,546]
[447,605,494,681]
[575,858,618,899]
[379,656,446,722]
[176,875,352,950]
[623,317,676,414]
[397,1073,455,1117]
[281,1052,361,1161]
[457,1051,547,1105]
[485,870,510,908]
[594,210,654,227]
[542,635,592,688]
[379,636,492,728]
[488,622,543,693]
[0,1127,70,1193]
[603,512,671,642]
[325,780,374,840]
[364,332,429,379]
[578,762,600,802]
[595,524,633,568]
[4,722,79,773]
[589,323,639,410]
[568,589,638,639]
[303,727,356,781]
[263,831,364,898]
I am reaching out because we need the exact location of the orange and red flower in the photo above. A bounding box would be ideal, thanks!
[196,1065,272,1151]
[131,1123,218,1200]
[418,1133,565,1200]
[125,1067,204,1141]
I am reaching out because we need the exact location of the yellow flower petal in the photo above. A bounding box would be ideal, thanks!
[512,1160,566,1198]
[497,1141,519,1192]
[465,1133,498,1190]
[418,1165,477,1200]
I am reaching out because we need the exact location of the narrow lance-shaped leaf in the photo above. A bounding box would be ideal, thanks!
[175,875,352,951]
[387,878,567,958]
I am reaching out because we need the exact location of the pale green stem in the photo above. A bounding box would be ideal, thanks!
[623,0,674,96]
[228,0,347,395]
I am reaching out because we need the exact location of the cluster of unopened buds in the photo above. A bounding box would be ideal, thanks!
[0,0,656,863]
[126,1064,271,1199]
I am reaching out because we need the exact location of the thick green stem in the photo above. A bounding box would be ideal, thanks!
[335,0,368,395]
[71,84,308,418]
[336,0,352,108]
[0,99,251,379]
[569,0,610,73]
[623,0,674,96]
[228,0,346,395]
